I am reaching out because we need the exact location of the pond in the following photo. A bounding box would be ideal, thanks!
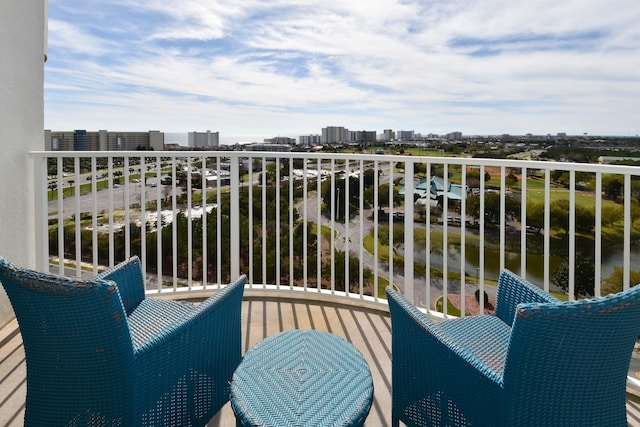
[402,240,640,288]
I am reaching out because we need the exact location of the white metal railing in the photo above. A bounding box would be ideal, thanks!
[32,150,640,316]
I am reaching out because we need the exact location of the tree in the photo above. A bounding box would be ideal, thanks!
[602,266,640,295]
[603,176,623,202]
[550,199,570,235]
[505,171,518,188]
[465,194,480,221]
[575,204,594,234]
[548,199,594,235]
[601,205,623,227]
[552,256,595,297]
[466,169,481,190]
[526,202,545,229]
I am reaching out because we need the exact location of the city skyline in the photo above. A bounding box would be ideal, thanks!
[45,1,640,137]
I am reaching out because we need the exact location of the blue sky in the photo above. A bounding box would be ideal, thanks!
[45,0,640,138]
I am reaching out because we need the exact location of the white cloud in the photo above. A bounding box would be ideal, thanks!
[44,0,640,136]
[47,19,114,56]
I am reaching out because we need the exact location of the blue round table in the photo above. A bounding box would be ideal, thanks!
[230,330,374,426]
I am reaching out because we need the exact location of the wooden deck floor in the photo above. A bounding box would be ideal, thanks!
[2,294,640,426]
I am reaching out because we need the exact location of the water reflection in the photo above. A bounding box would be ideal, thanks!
[407,241,640,288]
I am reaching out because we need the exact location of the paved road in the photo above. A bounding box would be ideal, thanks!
[48,180,180,220]
[297,190,495,310]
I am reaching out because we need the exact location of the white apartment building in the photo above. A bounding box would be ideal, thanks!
[321,126,348,144]
[188,130,219,148]
[383,129,395,141]
[44,130,164,151]
[299,134,321,146]
[397,130,415,141]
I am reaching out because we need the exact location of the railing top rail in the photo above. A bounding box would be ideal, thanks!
[31,150,640,175]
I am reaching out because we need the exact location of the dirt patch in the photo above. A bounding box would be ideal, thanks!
[448,294,496,316]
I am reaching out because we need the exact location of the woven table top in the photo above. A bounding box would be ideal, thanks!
[230,329,374,427]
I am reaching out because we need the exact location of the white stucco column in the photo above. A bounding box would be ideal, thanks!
[0,1,46,327]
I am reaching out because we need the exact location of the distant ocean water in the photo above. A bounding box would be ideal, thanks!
[164,132,277,146]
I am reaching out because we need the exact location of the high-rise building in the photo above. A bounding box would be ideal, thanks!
[321,126,348,144]
[383,129,395,142]
[397,130,415,141]
[446,131,462,141]
[299,134,321,146]
[353,130,377,144]
[44,130,164,151]
[188,130,219,148]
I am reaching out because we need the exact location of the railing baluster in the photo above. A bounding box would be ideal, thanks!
[520,167,527,280]
[202,155,208,287]
[56,157,64,273]
[248,157,254,287]
[499,165,506,275]
[289,158,294,290]
[74,157,81,277]
[140,155,147,284]
[403,159,414,305]
[479,164,486,306]
[108,155,114,268]
[569,170,576,300]
[624,174,632,290]
[155,156,162,291]
[303,158,308,291]
[316,158,321,292]
[91,157,98,275]
[388,161,393,300]
[359,160,364,298]
[460,163,467,317]
[276,154,281,289]
[124,156,131,261]
[543,168,551,293]
[216,155,222,286]
[594,171,602,296]
[171,157,178,290]
[230,155,240,283]
[442,163,449,316]
[425,159,431,310]
[345,159,350,297]
[262,157,267,288]
[373,160,379,300]
[187,156,193,288]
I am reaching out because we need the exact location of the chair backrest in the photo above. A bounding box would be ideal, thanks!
[501,285,640,426]
[0,258,136,425]
[494,269,560,326]
[93,255,145,315]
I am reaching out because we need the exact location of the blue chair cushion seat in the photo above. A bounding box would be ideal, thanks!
[436,315,510,377]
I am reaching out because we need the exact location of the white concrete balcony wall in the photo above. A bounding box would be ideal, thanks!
[0,1,46,327]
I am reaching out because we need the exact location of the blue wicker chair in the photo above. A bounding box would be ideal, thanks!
[0,256,246,427]
[387,269,640,426]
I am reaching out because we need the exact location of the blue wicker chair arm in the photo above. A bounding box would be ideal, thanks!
[131,275,247,423]
[387,287,504,426]
[494,269,559,326]
[94,256,145,315]
[132,275,246,353]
